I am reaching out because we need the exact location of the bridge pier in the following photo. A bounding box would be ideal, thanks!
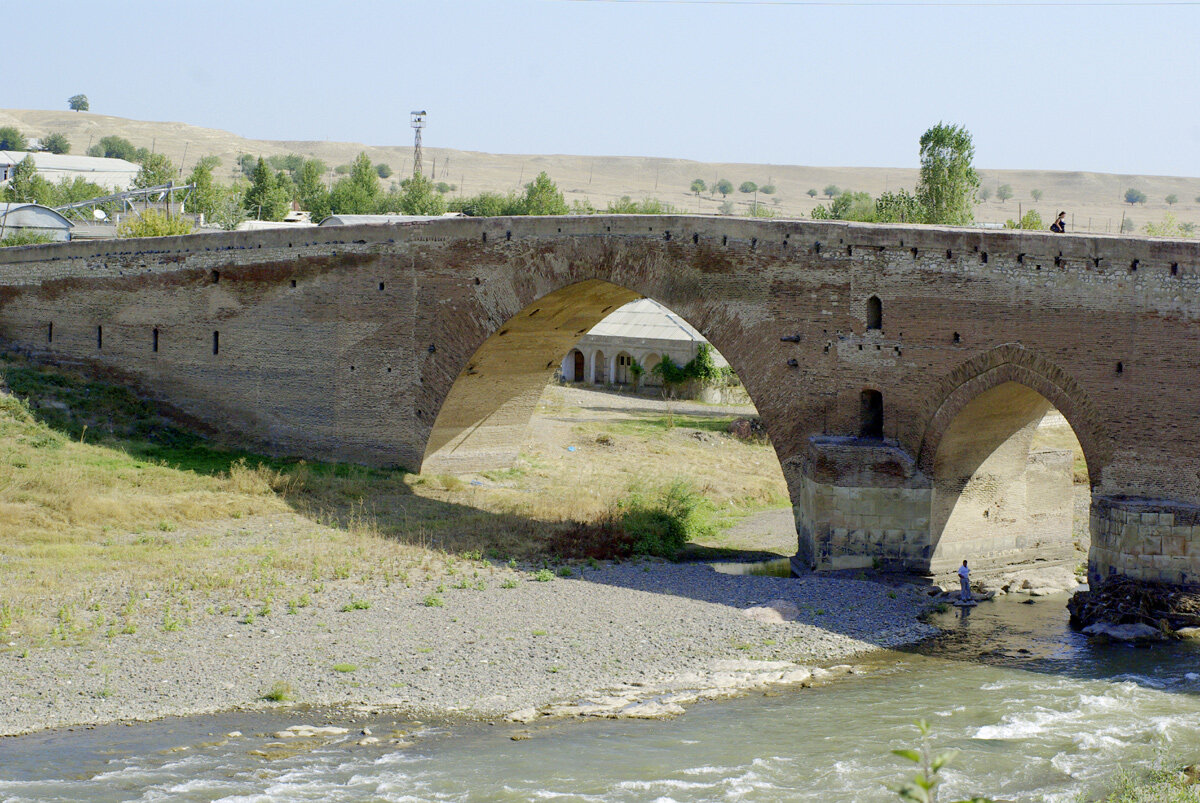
[1089,496,1200,588]
[789,428,1084,579]
[787,437,933,575]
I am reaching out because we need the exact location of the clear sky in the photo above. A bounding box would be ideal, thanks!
[7,0,1199,176]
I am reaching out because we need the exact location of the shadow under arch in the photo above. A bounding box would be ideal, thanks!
[420,278,791,484]
[917,346,1107,574]
[421,279,640,472]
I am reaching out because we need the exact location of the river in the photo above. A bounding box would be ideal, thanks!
[2,592,1198,802]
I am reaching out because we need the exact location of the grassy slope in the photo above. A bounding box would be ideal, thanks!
[0,357,789,642]
[3,108,1197,231]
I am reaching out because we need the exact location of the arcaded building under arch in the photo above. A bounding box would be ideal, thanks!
[558,298,728,386]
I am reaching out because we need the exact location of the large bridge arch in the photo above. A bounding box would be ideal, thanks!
[421,277,794,474]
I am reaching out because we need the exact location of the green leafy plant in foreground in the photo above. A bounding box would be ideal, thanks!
[892,720,992,803]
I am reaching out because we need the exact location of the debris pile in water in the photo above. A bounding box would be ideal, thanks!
[1068,576,1200,632]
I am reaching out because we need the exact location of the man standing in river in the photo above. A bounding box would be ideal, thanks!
[958,560,971,602]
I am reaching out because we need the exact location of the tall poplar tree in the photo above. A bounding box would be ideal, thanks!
[915,122,979,226]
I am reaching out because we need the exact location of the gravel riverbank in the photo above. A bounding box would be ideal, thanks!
[0,558,935,737]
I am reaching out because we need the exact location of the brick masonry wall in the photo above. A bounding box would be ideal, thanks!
[2,216,1198,582]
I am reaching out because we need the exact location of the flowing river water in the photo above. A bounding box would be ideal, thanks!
[2,592,1199,802]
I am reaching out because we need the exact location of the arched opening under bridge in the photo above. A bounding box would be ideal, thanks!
[928,380,1091,577]
[420,279,794,562]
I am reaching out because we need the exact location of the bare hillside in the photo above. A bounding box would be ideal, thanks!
[3,108,1198,232]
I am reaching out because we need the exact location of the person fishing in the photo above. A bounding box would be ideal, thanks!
[958,560,971,602]
[1050,211,1067,233]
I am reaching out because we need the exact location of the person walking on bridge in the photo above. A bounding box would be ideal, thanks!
[1050,211,1067,233]
[958,560,971,602]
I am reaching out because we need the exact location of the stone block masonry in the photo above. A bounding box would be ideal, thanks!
[1,215,1198,582]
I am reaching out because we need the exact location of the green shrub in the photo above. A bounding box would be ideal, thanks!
[533,568,555,582]
[1,231,55,248]
[262,681,293,702]
[619,479,713,557]
[423,594,443,607]
[117,211,194,238]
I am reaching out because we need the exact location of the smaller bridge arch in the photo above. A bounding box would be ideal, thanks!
[917,344,1109,483]
[918,345,1106,574]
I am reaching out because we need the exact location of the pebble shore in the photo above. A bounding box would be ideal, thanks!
[0,561,935,737]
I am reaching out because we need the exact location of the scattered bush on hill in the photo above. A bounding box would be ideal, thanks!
[42,133,70,154]
[1143,213,1196,238]
[0,126,28,151]
[87,135,148,162]
[1005,209,1043,230]
[607,196,676,214]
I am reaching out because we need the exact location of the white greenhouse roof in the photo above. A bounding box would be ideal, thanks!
[0,151,140,177]
[0,202,72,228]
[587,298,707,343]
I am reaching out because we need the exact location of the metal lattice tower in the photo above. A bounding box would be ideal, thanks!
[410,110,427,176]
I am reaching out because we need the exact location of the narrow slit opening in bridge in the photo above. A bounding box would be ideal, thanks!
[211,270,220,284]
[860,390,883,439]
[866,296,882,330]
[152,328,159,353]
[47,322,52,343]
[930,381,1092,585]
[96,326,102,350]
[212,331,219,355]
[420,280,795,571]
[379,282,385,291]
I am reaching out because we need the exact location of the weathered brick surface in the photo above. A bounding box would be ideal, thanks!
[2,216,1198,580]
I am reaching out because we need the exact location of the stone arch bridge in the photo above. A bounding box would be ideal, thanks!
[2,216,1198,587]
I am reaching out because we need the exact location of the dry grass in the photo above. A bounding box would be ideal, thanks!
[0,359,789,644]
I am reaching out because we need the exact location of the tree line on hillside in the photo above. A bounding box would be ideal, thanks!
[0,126,72,155]
[688,179,777,199]
[6,121,1198,238]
